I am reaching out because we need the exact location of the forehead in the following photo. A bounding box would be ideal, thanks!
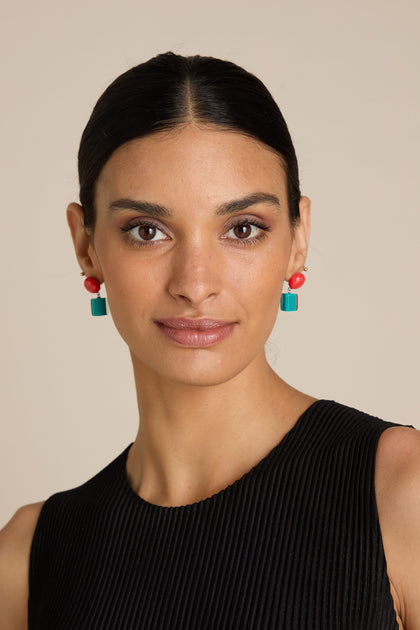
[95,125,287,208]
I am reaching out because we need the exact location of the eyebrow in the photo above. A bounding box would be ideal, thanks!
[108,192,281,218]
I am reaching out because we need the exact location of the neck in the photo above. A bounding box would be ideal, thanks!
[127,351,315,507]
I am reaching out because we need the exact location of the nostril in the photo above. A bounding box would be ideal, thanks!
[176,290,217,306]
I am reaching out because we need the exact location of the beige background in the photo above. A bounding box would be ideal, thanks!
[1,0,419,526]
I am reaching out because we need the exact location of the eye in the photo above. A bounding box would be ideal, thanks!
[229,222,259,239]
[124,221,168,244]
[225,220,270,244]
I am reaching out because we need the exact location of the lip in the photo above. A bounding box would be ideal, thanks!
[154,318,237,347]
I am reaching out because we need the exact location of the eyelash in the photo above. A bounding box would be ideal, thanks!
[120,218,271,248]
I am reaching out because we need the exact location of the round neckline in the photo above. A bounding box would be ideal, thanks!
[120,399,327,513]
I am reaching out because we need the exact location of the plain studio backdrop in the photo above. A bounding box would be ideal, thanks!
[0,0,419,526]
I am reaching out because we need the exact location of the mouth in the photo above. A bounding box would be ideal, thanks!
[154,318,237,347]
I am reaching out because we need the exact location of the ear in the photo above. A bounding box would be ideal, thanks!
[286,196,311,279]
[66,203,104,281]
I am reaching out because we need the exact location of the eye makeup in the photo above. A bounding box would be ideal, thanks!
[119,214,272,248]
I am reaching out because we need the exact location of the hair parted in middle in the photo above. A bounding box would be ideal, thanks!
[78,52,301,229]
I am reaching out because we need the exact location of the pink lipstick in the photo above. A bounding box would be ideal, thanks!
[154,318,236,347]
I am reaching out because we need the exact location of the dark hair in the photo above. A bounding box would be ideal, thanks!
[78,52,301,228]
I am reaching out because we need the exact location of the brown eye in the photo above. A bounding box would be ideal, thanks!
[126,222,167,244]
[233,223,252,239]
[138,225,157,240]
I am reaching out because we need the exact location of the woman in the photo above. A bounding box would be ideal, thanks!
[0,52,419,629]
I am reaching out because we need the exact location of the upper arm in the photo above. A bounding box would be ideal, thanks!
[0,502,44,630]
[376,426,420,630]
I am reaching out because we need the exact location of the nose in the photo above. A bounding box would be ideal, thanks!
[166,242,221,308]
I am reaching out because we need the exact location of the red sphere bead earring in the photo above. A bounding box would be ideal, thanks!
[83,275,107,317]
[84,276,101,294]
[288,272,306,290]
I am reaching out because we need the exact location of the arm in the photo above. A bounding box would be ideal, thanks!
[0,502,44,630]
[376,426,420,630]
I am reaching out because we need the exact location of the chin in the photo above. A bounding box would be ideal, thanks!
[131,346,258,388]
[174,364,251,387]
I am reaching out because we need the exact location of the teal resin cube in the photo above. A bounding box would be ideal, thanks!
[91,296,107,316]
[280,292,298,312]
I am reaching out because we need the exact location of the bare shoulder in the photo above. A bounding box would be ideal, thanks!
[0,501,45,630]
[376,425,420,629]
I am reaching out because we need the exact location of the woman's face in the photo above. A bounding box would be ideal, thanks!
[70,125,310,386]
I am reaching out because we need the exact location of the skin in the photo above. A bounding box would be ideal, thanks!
[71,124,315,509]
[0,124,419,628]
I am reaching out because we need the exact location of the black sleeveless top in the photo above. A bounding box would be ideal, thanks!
[28,401,401,629]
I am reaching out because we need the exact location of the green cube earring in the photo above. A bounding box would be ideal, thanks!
[281,292,298,311]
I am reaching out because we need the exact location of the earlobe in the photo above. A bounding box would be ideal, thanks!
[66,203,102,279]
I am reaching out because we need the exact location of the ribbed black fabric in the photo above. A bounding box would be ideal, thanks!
[29,401,401,629]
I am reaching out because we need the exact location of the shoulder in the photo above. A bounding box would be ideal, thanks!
[375,425,420,629]
[305,400,398,448]
[0,501,45,629]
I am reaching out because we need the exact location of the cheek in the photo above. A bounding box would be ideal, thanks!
[93,237,154,326]
[253,276,284,328]
[229,252,287,338]
[230,244,288,299]
[105,265,156,319]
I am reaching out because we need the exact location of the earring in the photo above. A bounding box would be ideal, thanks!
[281,267,307,312]
[83,276,107,316]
